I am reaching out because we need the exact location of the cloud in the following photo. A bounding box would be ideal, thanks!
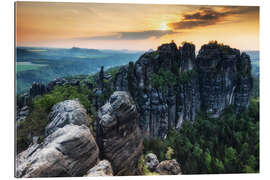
[168,6,258,30]
[73,30,177,41]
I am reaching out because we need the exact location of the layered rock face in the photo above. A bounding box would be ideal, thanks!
[96,91,143,175]
[197,43,252,117]
[106,42,200,138]
[98,41,252,138]
[45,100,90,136]
[16,100,99,177]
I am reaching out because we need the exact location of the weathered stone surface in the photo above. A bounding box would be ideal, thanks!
[99,66,105,91]
[114,65,129,91]
[106,41,252,139]
[16,124,99,177]
[45,100,90,136]
[156,160,181,175]
[96,91,143,176]
[197,43,252,117]
[85,160,113,176]
[17,93,31,109]
[16,105,29,125]
[179,42,196,72]
[145,153,159,172]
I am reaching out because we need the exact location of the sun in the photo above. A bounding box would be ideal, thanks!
[160,22,169,31]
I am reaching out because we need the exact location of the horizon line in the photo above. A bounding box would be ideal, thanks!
[15,45,260,52]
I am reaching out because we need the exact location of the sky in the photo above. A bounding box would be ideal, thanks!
[16,2,259,51]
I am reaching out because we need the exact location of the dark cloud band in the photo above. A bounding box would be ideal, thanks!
[73,30,177,40]
[168,6,258,30]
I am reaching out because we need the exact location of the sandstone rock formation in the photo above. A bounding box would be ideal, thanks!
[156,159,181,175]
[96,91,143,175]
[16,105,29,125]
[145,153,159,172]
[85,160,113,176]
[197,43,252,117]
[96,41,252,138]
[16,100,99,177]
[45,100,90,136]
[29,82,47,98]
[16,124,99,177]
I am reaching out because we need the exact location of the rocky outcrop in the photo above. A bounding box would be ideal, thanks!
[16,124,99,177]
[179,42,196,72]
[29,82,47,98]
[156,160,181,175]
[85,160,113,176]
[45,100,90,136]
[96,41,252,139]
[47,78,68,91]
[96,91,143,175]
[103,42,200,138]
[145,153,159,172]
[16,105,29,125]
[197,43,252,117]
[99,66,105,91]
[16,93,31,109]
[234,52,252,112]
[16,100,99,178]
[114,65,129,91]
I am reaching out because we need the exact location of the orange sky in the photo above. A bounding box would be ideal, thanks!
[16,2,259,51]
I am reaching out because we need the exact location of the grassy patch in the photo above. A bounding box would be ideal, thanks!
[16,62,48,72]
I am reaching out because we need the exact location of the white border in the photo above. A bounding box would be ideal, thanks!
[1,0,269,180]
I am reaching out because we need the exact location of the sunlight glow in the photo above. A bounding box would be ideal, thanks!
[160,22,169,31]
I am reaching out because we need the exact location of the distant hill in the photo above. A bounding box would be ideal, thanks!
[16,47,143,94]
[70,47,101,54]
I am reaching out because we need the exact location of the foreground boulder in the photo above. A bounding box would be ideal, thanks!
[16,100,99,177]
[156,160,181,175]
[85,160,113,176]
[16,124,99,177]
[145,153,159,172]
[96,91,143,175]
